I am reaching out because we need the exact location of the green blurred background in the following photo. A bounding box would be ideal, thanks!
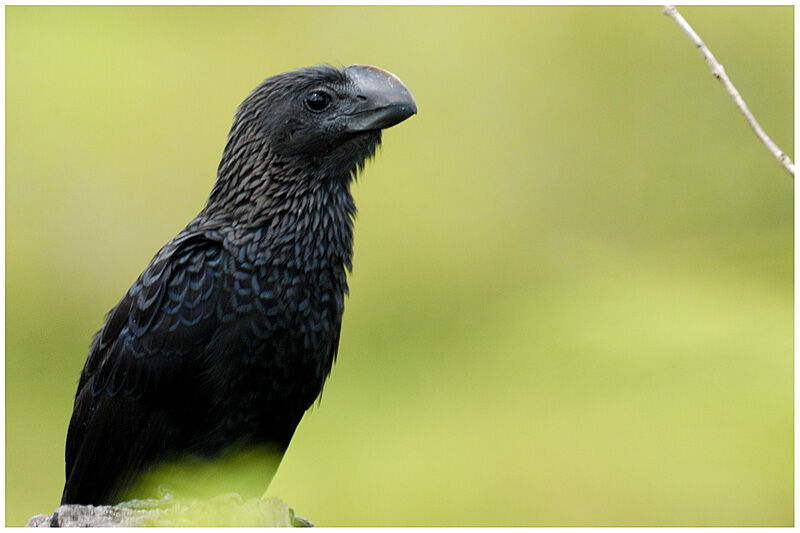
[6,5,793,526]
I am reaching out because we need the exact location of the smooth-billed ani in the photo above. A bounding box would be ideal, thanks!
[61,64,416,505]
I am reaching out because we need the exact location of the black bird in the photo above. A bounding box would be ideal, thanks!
[61,64,416,505]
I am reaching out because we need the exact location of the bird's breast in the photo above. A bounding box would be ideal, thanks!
[221,227,348,377]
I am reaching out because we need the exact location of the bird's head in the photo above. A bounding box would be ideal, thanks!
[226,64,417,180]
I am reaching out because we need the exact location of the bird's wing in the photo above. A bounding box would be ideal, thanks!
[62,232,232,504]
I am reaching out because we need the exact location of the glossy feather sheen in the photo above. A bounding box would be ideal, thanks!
[61,65,407,505]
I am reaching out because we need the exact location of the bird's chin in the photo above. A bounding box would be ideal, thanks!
[328,130,382,178]
[341,129,381,147]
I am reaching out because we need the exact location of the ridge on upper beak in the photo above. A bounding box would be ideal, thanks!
[342,65,417,133]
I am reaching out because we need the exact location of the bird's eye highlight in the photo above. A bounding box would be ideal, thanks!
[305,91,332,112]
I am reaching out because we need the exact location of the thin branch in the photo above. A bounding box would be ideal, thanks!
[663,5,794,177]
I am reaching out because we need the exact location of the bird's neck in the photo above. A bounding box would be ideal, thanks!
[203,149,357,273]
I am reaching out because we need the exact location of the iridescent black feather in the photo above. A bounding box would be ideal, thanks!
[62,65,415,504]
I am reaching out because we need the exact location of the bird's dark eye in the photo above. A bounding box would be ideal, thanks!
[305,91,332,112]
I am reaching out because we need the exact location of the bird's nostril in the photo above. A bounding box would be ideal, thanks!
[356,94,367,101]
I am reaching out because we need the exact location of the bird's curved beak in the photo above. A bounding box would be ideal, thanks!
[342,65,417,132]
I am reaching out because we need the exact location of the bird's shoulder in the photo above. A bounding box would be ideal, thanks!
[75,231,219,391]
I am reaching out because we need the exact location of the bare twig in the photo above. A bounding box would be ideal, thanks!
[663,5,794,177]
